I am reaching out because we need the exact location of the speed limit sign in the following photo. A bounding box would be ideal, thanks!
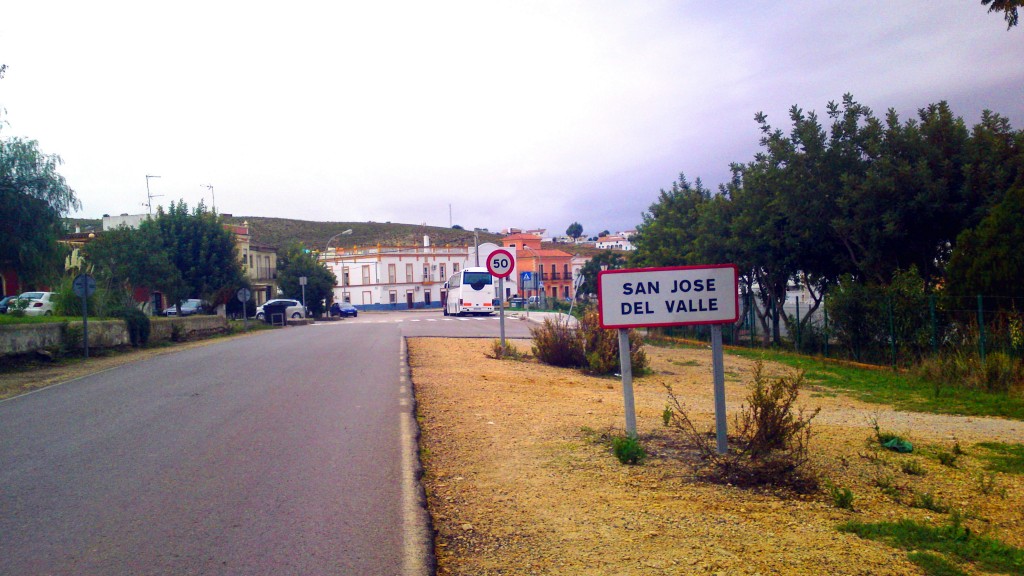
[486,248,515,278]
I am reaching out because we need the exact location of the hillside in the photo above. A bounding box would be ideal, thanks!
[66,215,614,258]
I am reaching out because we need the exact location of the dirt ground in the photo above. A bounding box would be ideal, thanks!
[409,338,1024,576]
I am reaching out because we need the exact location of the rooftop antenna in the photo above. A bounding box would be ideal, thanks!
[145,175,162,215]
[201,184,215,213]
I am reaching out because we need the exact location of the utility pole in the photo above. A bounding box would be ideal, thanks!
[145,175,162,215]
[201,184,215,213]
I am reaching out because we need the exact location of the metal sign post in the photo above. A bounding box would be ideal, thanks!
[237,287,252,330]
[618,329,637,437]
[299,276,308,316]
[598,264,739,452]
[486,249,515,349]
[72,273,96,358]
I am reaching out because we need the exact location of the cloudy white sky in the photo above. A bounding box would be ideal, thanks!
[1,1,1021,238]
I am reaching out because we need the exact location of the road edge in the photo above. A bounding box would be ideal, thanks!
[400,336,437,576]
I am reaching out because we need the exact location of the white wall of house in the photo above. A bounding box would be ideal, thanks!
[322,242,471,309]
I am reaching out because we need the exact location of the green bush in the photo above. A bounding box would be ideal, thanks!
[901,459,926,476]
[62,322,83,355]
[827,482,855,510]
[578,307,647,376]
[489,339,523,360]
[111,307,151,347]
[612,435,647,465]
[663,361,819,492]
[530,317,584,367]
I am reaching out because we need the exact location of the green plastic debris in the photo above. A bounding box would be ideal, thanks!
[882,437,913,453]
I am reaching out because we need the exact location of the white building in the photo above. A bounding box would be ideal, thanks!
[595,235,635,251]
[320,236,473,310]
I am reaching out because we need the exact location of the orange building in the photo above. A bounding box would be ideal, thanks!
[501,233,575,302]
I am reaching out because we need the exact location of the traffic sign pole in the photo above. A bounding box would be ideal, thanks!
[486,249,515,351]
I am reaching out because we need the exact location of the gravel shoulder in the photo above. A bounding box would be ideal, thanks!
[410,338,1024,575]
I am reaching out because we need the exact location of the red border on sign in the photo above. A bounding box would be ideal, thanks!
[486,248,515,278]
[597,263,739,329]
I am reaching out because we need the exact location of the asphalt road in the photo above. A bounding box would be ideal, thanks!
[0,312,450,575]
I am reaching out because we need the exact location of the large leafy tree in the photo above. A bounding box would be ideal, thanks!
[577,250,627,298]
[631,174,712,268]
[946,180,1024,306]
[84,223,182,307]
[276,242,337,316]
[565,222,583,241]
[149,200,245,312]
[0,126,80,286]
[982,0,1021,28]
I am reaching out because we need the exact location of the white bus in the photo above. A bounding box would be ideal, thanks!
[443,267,498,316]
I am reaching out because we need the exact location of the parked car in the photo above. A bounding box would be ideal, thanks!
[7,291,60,316]
[163,299,204,316]
[255,299,305,320]
[0,295,17,314]
[330,301,358,318]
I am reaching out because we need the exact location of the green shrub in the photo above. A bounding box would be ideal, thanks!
[578,307,647,375]
[977,472,1007,498]
[937,450,959,468]
[901,459,926,476]
[827,482,855,510]
[530,317,584,367]
[735,361,819,459]
[911,491,949,513]
[62,322,83,355]
[612,435,646,465]
[663,361,819,492]
[111,307,151,347]
[489,339,523,360]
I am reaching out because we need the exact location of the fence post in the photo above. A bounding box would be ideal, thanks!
[977,294,986,364]
[888,296,897,369]
[929,294,937,355]
[795,295,801,352]
[749,292,755,347]
[823,297,829,358]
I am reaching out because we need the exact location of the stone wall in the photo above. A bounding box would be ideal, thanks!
[0,315,229,357]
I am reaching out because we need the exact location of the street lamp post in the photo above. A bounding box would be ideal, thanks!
[323,229,353,307]
[201,184,216,213]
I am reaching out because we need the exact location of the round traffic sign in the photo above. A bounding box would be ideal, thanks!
[236,287,252,302]
[486,248,515,278]
[72,273,97,298]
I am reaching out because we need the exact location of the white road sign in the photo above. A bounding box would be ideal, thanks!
[598,264,739,329]
[486,248,515,278]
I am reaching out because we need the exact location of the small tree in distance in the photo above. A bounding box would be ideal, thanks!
[566,221,583,241]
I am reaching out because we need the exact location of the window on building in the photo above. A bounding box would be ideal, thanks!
[439,263,446,280]
[423,264,429,281]
[343,292,351,303]
[362,265,371,284]
[405,263,413,282]
[424,290,431,305]
[563,264,569,278]
[342,267,350,286]
[453,263,460,274]
[550,264,556,279]
[389,290,397,303]
[388,264,397,284]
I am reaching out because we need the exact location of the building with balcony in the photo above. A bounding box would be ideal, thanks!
[319,236,470,310]
[224,222,278,306]
[501,233,576,302]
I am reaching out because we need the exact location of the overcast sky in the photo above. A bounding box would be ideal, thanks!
[2,1,1021,238]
